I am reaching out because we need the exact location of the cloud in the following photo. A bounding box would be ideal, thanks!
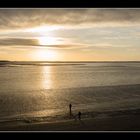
[0,37,86,49]
[82,43,132,51]
[0,38,38,46]
[0,9,140,30]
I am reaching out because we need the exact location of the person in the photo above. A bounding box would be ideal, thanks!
[78,111,81,120]
[69,104,72,116]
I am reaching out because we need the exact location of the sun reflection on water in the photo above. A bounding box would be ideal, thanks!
[41,66,53,89]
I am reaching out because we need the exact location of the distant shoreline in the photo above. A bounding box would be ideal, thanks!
[1,60,140,67]
[0,60,140,63]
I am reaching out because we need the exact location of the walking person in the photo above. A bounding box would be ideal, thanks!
[69,104,72,116]
[78,111,81,120]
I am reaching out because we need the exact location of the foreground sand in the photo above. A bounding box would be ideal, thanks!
[1,114,140,131]
[0,84,140,131]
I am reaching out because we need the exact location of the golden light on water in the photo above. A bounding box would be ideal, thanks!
[41,66,53,89]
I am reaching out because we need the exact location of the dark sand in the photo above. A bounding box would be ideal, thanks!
[0,84,140,131]
[0,114,140,131]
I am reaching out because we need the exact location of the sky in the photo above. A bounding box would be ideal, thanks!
[0,8,140,61]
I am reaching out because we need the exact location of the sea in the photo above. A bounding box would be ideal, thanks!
[0,62,140,125]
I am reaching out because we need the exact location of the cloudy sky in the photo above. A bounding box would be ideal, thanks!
[0,8,140,61]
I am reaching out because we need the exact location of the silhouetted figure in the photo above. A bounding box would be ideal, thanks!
[69,104,72,116]
[78,111,81,120]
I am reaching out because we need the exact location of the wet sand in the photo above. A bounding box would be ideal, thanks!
[1,114,140,131]
[0,84,140,131]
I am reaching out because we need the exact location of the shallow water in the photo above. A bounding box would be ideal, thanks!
[0,62,140,124]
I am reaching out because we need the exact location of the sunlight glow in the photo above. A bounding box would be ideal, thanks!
[26,25,63,33]
[38,37,59,45]
[33,49,58,61]
[41,66,52,89]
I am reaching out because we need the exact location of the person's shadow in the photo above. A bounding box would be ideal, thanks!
[69,113,75,119]
[73,114,86,126]
[79,119,85,126]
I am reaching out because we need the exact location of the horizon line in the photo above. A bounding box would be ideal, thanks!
[1,60,140,63]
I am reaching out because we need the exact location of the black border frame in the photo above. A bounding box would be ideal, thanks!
[0,0,140,8]
[0,0,140,137]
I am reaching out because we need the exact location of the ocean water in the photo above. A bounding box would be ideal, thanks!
[0,62,140,124]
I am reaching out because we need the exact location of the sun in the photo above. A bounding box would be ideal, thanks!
[38,37,58,46]
[32,49,58,61]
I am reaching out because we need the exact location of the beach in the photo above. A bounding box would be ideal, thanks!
[0,62,140,131]
[0,83,140,131]
[1,113,140,131]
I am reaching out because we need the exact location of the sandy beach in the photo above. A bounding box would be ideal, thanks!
[0,83,140,131]
[0,113,140,131]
